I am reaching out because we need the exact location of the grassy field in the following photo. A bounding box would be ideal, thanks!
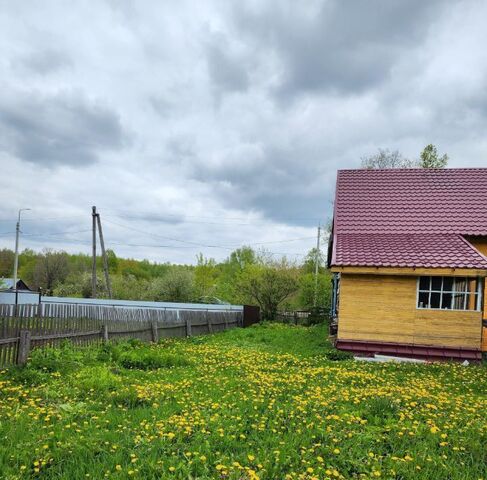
[0,323,486,480]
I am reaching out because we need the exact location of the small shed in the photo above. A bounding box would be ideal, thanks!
[328,168,487,361]
[0,278,39,305]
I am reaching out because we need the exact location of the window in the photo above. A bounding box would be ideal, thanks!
[417,276,482,311]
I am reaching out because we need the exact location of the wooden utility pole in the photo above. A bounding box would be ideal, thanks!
[313,224,321,308]
[96,212,112,299]
[92,206,97,298]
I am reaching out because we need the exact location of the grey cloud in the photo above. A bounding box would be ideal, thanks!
[166,135,195,160]
[232,0,449,99]
[14,49,73,75]
[148,96,174,117]
[205,35,250,98]
[189,142,334,226]
[0,92,126,167]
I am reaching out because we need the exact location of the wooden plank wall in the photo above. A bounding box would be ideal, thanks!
[337,274,483,350]
[0,303,243,367]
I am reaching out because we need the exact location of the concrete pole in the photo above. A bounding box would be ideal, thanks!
[313,224,321,308]
[13,208,30,293]
[92,206,97,298]
[96,213,112,298]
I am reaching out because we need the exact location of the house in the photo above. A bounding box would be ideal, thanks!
[327,168,487,361]
[0,278,39,305]
[0,278,32,291]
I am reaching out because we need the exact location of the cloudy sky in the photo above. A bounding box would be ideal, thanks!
[1,0,487,264]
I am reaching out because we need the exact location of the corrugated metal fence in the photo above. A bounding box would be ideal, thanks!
[0,302,243,367]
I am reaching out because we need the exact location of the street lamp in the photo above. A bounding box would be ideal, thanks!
[13,208,31,292]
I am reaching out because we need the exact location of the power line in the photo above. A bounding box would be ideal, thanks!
[104,219,235,249]
[23,229,92,237]
[0,215,87,222]
[104,219,316,249]
[103,210,326,224]
[1,231,308,257]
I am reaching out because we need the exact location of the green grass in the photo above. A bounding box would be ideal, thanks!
[0,323,485,479]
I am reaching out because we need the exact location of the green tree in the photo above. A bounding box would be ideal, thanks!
[237,264,299,320]
[215,247,257,303]
[33,249,69,293]
[106,249,119,273]
[302,247,326,275]
[110,274,149,300]
[0,249,14,277]
[420,144,448,168]
[194,254,218,299]
[228,246,257,271]
[298,272,332,311]
[150,269,195,302]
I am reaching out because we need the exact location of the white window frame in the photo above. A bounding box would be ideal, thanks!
[416,276,483,312]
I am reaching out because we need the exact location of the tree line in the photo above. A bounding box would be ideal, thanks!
[0,246,331,321]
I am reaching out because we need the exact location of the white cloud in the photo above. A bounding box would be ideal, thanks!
[0,0,486,264]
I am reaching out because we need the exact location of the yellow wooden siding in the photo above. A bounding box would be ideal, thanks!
[467,237,487,321]
[337,274,482,350]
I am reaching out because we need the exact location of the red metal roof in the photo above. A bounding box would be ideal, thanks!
[331,168,487,269]
[334,233,487,269]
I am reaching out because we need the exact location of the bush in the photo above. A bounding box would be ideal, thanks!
[96,339,143,363]
[325,349,354,361]
[74,366,122,393]
[118,349,190,370]
[27,341,86,373]
[364,396,400,424]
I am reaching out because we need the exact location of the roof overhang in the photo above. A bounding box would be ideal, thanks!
[331,266,487,277]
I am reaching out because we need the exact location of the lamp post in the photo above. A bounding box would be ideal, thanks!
[13,208,31,292]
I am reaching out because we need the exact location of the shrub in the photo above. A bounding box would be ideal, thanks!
[118,349,190,370]
[364,396,400,425]
[325,349,354,361]
[74,366,122,394]
[27,341,85,373]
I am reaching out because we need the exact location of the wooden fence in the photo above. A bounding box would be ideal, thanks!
[275,308,328,325]
[0,303,243,367]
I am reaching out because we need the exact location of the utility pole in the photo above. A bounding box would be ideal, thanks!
[96,212,112,298]
[313,224,321,308]
[92,206,97,298]
[13,208,31,295]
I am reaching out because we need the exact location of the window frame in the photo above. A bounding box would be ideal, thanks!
[416,276,482,312]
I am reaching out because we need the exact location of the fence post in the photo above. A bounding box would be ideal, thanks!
[206,310,213,334]
[185,317,192,337]
[151,321,159,343]
[18,330,31,365]
[102,325,109,343]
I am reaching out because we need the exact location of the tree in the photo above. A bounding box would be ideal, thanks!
[361,149,416,169]
[215,247,258,303]
[419,144,448,168]
[228,246,257,271]
[33,249,69,293]
[237,264,298,320]
[298,272,332,311]
[302,247,326,275]
[106,249,119,273]
[194,254,218,299]
[0,249,14,277]
[150,269,195,302]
